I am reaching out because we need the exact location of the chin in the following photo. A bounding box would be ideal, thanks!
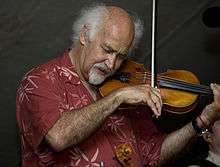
[89,77,105,85]
[88,74,107,85]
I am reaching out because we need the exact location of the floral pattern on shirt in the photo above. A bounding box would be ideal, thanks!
[16,49,165,167]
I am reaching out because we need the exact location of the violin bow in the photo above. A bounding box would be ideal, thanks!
[151,0,157,88]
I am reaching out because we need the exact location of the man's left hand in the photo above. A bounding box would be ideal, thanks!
[200,83,220,127]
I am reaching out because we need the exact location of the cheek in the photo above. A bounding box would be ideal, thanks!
[83,49,105,72]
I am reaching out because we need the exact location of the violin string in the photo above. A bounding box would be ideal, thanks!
[160,79,212,94]
[134,72,210,89]
[135,72,210,89]
[133,72,211,90]
[126,76,212,94]
[140,74,212,94]
[125,72,212,94]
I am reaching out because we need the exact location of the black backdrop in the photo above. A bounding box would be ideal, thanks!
[1,0,220,166]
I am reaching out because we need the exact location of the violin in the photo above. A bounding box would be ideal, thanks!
[100,0,213,116]
[99,60,212,114]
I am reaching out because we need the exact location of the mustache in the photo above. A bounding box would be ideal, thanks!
[93,62,115,75]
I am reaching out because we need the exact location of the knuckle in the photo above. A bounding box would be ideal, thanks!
[145,90,150,95]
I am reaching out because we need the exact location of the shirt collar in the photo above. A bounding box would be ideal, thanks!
[58,48,81,85]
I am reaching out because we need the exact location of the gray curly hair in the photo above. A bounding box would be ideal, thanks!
[72,4,143,52]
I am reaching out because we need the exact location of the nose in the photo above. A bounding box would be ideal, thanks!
[105,53,117,70]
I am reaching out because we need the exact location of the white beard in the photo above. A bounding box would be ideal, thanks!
[88,62,115,85]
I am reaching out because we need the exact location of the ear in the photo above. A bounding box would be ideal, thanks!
[79,25,90,45]
[203,132,213,143]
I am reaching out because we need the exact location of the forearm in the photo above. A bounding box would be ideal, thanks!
[157,122,197,166]
[158,83,220,166]
[46,90,122,151]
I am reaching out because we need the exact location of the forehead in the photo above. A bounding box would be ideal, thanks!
[96,19,134,52]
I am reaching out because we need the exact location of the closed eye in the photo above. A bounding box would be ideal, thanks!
[103,48,113,54]
[101,44,127,60]
[101,46,113,54]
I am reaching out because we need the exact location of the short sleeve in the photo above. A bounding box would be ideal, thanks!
[130,107,167,167]
[16,67,64,149]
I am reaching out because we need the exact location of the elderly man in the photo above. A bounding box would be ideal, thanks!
[16,5,220,167]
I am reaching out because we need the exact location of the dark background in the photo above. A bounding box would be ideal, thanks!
[1,0,220,166]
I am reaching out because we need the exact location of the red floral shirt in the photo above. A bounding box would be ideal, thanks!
[16,50,166,167]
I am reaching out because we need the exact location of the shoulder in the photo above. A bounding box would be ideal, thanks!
[25,56,63,76]
[20,50,77,85]
[19,57,61,87]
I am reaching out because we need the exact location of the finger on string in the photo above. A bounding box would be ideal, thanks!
[211,83,217,89]
[214,83,220,91]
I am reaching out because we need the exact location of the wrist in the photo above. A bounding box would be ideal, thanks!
[192,116,209,136]
[110,89,124,106]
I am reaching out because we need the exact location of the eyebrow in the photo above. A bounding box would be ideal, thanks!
[101,43,117,52]
[101,43,127,56]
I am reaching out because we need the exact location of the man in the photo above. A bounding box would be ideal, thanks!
[16,4,220,167]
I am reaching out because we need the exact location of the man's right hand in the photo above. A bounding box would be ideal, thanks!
[116,84,162,116]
